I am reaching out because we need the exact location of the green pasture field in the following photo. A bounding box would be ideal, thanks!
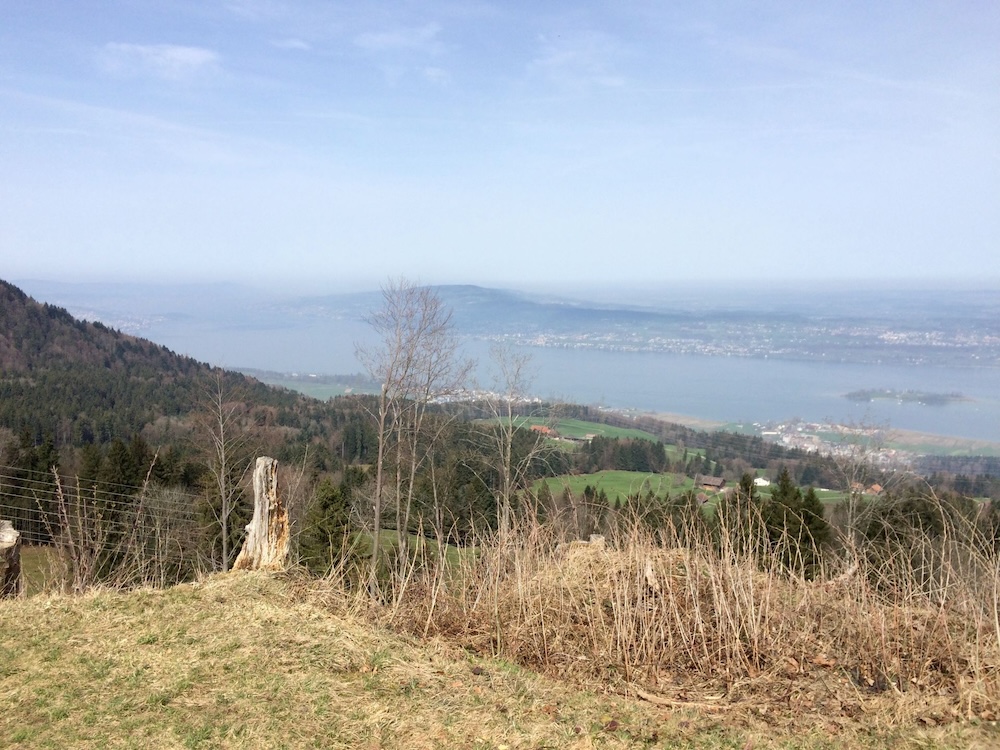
[516,417,662,442]
[261,379,362,400]
[363,529,470,567]
[885,434,1000,458]
[754,485,850,506]
[666,444,706,460]
[537,470,696,503]
[241,370,380,401]
[285,383,358,400]
[537,472,853,512]
[520,417,710,465]
[811,488,851,505]
[19,546,59,596]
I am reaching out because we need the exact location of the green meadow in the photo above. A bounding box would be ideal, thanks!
[537,470,697,503]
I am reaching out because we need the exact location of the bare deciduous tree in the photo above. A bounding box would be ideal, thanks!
[193,371,256,572]
[830,418,902,544]
[356,278,471,593]
[478,343,550,542]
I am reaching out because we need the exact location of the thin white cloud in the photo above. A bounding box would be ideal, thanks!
[224,0,289,22]
[2,87,273,167]
[293,108,380,127]
[271,38,311,51]
[530,31,627,90]
[355,23,443,55]
[100,43,220,81]
[423,66,451,85]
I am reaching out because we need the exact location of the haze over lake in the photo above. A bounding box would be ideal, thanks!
[138,322,1000,443]
[504,345,1000,441]
[16,279,1000,443]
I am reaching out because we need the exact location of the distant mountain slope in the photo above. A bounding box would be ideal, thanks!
[16,280,1000,371]
[0,279,293,445]
[294,283,702,336]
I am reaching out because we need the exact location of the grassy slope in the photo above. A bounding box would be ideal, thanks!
[537,472,855,511]
[1,574,994,750]
[517,417,662,442]
[0,574,657,749]
[539,471,696,502]
[244,373,375,401]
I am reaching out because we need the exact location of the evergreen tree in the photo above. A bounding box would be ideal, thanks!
[3,430,60,543]
[98,438,138,493]
[299,473,358,574]
[715,472,765,559]
[534,481,553,518]
[761,468,830,578]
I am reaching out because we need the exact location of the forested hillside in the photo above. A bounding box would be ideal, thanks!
[0,279,381,571]
[0,279,299,446]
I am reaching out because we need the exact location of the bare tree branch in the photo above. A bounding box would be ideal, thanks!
[355,278,472,596]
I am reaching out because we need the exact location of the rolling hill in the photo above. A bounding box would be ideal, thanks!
[1,570,988,749]
[0,278,298,446]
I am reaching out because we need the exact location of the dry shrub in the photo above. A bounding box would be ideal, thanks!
[382,510,1000,724]
[43,471,203,593]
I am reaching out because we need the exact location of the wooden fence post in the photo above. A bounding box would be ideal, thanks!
[232,457,290,572]
[1,520,22,598]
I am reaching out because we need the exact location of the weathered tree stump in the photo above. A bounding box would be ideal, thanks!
[232,457,290,572]
[1,520,22,598]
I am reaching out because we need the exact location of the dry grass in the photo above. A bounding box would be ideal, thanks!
[1,571,994,748]
[1,572,656,749]
[378,512,1000,738]
[5,502,1000,748]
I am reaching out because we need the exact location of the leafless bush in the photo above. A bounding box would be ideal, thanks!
[43,468,203,593]
[355,498,1000,721]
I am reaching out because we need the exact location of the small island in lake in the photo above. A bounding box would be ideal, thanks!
[844,388,970,406]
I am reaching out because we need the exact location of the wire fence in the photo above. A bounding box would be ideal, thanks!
[0,463,210,591]
[0,464,201,541]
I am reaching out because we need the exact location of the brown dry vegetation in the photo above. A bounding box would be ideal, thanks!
[5,506,1000,748]
[1,571,996,750]
[365,509,1000,743]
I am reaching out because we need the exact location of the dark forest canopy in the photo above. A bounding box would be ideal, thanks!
[0,279,299,446]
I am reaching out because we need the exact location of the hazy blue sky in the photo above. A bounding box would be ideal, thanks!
[2,1,998,291]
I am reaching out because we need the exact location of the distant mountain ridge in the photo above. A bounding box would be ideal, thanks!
[12,279,1000,371]
[290,283,709,337]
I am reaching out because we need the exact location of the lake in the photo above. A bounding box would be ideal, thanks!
[505,344,1000,441]
[146,317,1000,442]
[16,278,1000,443]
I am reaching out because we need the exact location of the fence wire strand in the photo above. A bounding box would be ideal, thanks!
[0,462,216,581]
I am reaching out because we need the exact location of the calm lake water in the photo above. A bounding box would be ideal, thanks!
[509,344,1000,441]
[16,278,998,442]
[147,318,1000,443]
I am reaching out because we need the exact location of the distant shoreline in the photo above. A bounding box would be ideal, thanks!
[635,410,1000,458]
[247,369,1000,457]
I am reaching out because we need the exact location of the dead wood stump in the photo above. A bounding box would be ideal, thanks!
[1,520,22,598]
[232,457,290,572]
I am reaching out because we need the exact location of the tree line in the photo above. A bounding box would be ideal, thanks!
[3,276,999,594]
